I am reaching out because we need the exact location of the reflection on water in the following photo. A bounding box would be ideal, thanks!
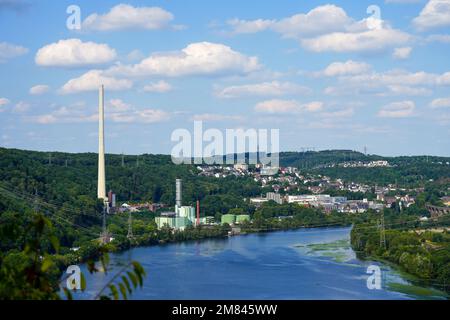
[62,227,448,300]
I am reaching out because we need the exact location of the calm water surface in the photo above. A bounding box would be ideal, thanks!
[65,227,448,300]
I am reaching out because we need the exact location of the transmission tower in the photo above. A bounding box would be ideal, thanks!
[127,211,134,239]
[121,153,125,167]
[48,153,52,165]
[379,212,386,249]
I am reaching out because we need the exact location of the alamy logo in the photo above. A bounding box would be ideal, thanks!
[366,265,382,290]
[171,121,279,169]
[66,5,81,30]
[66,265,81,290]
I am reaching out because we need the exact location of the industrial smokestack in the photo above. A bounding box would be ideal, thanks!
[97,85,107,201]
[176,179,182,208]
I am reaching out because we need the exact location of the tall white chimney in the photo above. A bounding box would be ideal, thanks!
[97,85,107,201]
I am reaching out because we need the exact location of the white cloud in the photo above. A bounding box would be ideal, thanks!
[426,34,450,42]
[429,97,450,108]
[413,0,450,31]
[35,39,117,67]
[321,60,371,77]
[323,68,444,97]
[225,5,410,53]
[126,49,145,61]
[320,107,355,119]
[0,97,9,112]
[29,84,50,95]
[60,70,132,94]
[13,101,30,113]
[216,81,311,98]
[386,85,432,96]
[437,71,450,85]
[82,4,174,31]
[301,28,411,53]
[393,47,412,59]
[254,99,323,113]
[0,42,28,62]
[143,80,172,93]
[378,100,416,118]
[109,109,170,123]
[108,42,261,77]
[272,5,352,38]
[109,99,131,112]
[28,100,170,124]
[228,5,351,38]
[227,18,274,34]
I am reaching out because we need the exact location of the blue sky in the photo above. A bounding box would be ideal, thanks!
[0,0,450,156]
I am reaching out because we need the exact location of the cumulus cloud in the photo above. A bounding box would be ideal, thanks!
[378,100,416,118]
[216,81,311,98]
[35,39,117,67]
[224,5,410,53]
[413,0,450,31]
[29,84,50,95]
[321,60,371,77]
[254,99,323,113]
[143,80,172,93]
[81,4,174,31]
[392,47,412,59]
[228,5,351,38]
[108,42,260,77]
[323,69,442,97]
[0,42,28,62]
[301,28,411,53]
[60,70,132,94]
[227,18,275,34]
[429,97,450,108]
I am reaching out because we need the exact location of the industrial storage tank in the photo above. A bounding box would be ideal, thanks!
[221,214,236,225]
[236,215,250,224]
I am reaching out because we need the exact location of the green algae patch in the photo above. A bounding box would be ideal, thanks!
[387,282,448,300]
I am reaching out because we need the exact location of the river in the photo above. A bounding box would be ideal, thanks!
[64,226,448,300]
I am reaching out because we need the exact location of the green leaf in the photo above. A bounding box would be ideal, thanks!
[109,284,119,300]
[41,257,53,272]
[63,288,73,300]
[127,271,138,288]
[118,283,128,300]
[121,275,132,294]
[80,272,86,291]
[50,235,60,253]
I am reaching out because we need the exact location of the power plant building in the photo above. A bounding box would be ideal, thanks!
[155,178,196,230]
